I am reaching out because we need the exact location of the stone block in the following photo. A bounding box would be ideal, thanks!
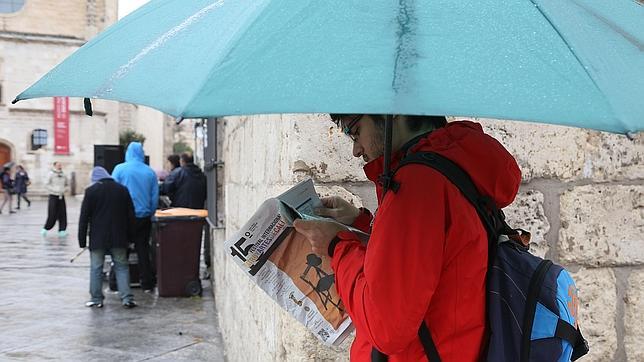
[460,118,643,182]
[581,131,644,181]
[625,270,644,362]
[569,268,617,362]
[314,186,365,209]
[291,114,368,183]
[224,115,294,185]
[559,185,644,266]
[503,190,550,258]
[466,118,586,181]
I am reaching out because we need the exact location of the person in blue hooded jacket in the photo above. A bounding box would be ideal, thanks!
[112,142,159,291]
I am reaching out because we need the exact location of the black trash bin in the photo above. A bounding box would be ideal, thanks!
[153,209,207,297]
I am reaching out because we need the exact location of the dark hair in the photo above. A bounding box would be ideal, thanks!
[180,153,194,164]
[167,154,180,169]
[404,115,447,132]
[329,114,447,132]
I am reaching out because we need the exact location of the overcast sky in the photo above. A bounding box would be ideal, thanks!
[118,0,150,19]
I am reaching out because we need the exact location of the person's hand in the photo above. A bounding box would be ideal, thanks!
[293,219,346,256]
[314,196,360,225]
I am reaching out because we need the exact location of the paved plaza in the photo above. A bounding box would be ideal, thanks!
[0,198,225,361]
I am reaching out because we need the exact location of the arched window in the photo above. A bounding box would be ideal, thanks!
[0,0,25,13]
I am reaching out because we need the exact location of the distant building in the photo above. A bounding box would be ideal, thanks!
[0,0,174,194]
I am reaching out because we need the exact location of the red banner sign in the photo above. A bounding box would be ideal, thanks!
[53,97,69,155]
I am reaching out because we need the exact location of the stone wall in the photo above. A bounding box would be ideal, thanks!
[0,0,117,40]
[212,115,643,361]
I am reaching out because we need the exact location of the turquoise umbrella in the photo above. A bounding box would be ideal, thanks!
[14,0,644,134]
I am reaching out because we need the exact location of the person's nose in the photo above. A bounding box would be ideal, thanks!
[352,141,363,158]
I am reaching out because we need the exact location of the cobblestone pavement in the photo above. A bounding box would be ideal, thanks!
[0,198,225,361]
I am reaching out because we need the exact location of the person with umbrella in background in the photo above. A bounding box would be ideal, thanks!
[112,142,159,293]
[79,166,137,308]
[41,162,68,237]
[14,165,31,209]
[294,115,521,361]
[0,164,16,214]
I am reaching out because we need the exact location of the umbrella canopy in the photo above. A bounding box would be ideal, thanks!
[14,0,644,134]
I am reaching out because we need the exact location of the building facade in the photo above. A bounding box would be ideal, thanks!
[0,0,174,194]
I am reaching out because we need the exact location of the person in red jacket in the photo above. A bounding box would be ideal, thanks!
[294,115,521,361]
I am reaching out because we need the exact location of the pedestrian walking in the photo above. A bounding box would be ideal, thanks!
[79,166,137,308]
[294,115,521,361]
[0,165,16,214]
[41,162,68,237]
[14,165,31,209]
[112,142,159,292]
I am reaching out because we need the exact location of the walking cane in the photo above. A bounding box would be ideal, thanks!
[70,247,87,263]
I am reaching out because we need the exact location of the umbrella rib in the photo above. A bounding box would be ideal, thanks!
[527,0,616,118]
[179,2,275,118]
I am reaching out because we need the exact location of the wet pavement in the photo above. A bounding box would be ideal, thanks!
[0,198,225,361]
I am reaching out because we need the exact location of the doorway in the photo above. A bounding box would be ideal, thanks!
[0,143,10,167]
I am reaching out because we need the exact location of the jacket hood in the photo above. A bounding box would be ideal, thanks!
[90,166,112,184]
[364,121,521,208]
[183,163,203,176]
[125,142,145,162]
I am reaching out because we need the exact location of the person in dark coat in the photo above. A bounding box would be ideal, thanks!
[0,166,15,214]
[78,167,137,308]
[167,154,180,172]
[159,153,210,274]
[14,165,31,209]
[160,153,206,208]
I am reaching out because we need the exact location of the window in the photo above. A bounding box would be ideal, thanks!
[0,0,25,13]
[31,129,47,150]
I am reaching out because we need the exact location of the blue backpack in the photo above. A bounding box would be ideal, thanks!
[373,152,589,362]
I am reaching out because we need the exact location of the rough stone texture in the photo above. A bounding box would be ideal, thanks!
[502,189,550,258]
[470,118,643,182]
[581,131,644,182]
[315,186,365,209]
[570,268,617,362]
[468,118,587,181]
[625,270,644,362]
[291,114,368,183]
[559,185,644,266]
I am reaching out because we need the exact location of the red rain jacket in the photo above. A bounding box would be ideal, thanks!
[331,121,521,361]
